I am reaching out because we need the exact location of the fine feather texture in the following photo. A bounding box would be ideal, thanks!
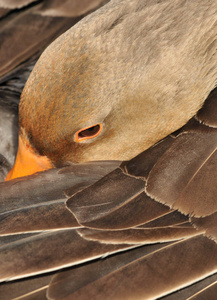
[46,235,217,300]
[0,8,75,79]
[146,129,217,217]
[0,0,217,299]
[0,0,108,13]
[0,98,217,298]
[0,0,109,80]
[18,0,217,165]
[37,0,110,17]
[196,88,217,128]
[0,90,19,167]
[0,161,120,235]
[0,0,37,9]
[188,282,217,300]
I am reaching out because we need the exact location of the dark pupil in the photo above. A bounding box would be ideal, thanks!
[79,125,100,138]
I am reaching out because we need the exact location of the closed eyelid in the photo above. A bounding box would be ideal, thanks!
[75,123,102,142]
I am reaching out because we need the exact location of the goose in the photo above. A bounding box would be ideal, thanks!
[0,0,217,299]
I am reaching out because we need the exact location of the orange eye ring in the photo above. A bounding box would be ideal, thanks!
[75,123,102,142]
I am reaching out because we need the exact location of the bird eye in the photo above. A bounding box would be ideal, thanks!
[75,124,102,142]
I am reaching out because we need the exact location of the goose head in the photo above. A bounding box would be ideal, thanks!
[6,0,217,180]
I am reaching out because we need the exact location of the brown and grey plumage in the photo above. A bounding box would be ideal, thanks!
[0,0,217,299]
[15,0,216,168]
[0,94,217,299]
[0,0,108,81]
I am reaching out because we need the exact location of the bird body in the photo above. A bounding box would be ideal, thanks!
[17,0,217,167]
[0,0,217,299]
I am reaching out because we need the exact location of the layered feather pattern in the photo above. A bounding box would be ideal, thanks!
[0,89,216,299]
[0,1,217,299]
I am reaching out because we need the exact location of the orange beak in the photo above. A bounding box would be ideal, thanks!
[5,135,53,181]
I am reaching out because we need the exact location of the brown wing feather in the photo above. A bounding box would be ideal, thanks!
[138,210,189,228]
[0,2,217,299]
[0,273,52,300]
[67,168,146,226]
[188,281,217,300]
[0,0,36,9]
[196,88,217,128]
[47,243,171,300]
[69,192,171,230]
[0,0,109,80]
[47,236,217,300]
[174,148,217,217]
[0,8,9,18]
[192,213,217,242]
[146,130,217,212]
[0,229,134,282]
[37,0,110,17]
